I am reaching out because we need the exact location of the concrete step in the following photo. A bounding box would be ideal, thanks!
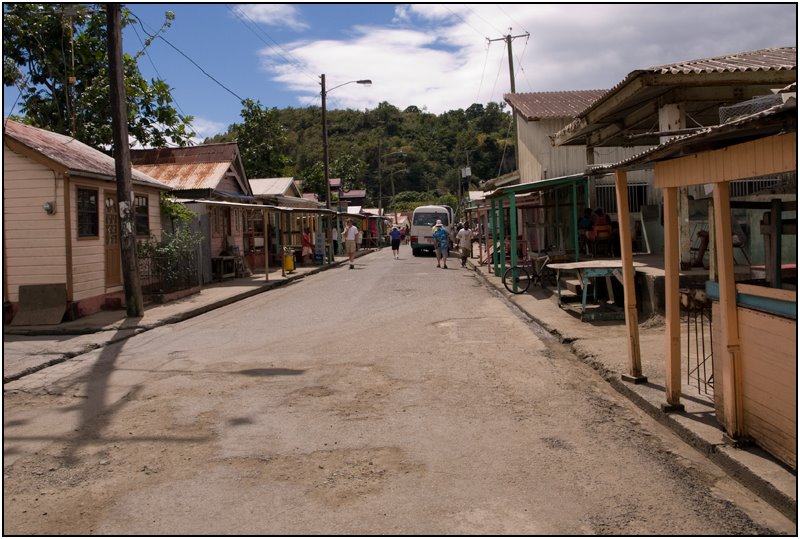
[563,278,591,295]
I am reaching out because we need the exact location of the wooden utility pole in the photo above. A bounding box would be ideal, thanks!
[107,3,143,317]
[488,29,529,171]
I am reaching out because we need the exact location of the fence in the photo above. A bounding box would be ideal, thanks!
[138,253,200,297]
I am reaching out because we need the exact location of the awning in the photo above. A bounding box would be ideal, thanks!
[486,173,588,199]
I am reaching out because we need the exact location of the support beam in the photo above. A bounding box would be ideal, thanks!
[615,171,647,384]
[713,182,744,437]
[662,187,684,410]
[509,193,518,272]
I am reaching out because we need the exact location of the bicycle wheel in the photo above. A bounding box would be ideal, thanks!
[502,266,532,294]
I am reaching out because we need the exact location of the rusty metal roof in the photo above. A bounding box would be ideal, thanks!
[130,143,240,165]
[132,161,232,191]
[3,119,169,189]
[505,90,608,120]
[554,47,797,147]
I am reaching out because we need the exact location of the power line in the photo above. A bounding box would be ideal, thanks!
[444,6,488,40]
[497,6,529,35]
[129,21,200,140]
[229,5,318,84]
[130,12,246,104]
[465,6,505,36]
[475,42,492,102]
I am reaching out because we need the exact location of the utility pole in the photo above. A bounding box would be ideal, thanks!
[488,29,529,172]
[107,3,143,317]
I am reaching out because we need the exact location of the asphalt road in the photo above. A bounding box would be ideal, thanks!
[2,248,788,534]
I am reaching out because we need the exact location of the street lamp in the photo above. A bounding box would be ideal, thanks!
[321,74,371,210]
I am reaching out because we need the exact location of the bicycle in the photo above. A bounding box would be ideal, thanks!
[502,249,556,294]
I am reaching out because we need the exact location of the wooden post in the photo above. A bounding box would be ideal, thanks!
[713,182,744,437]
[268,208,269,281]
[491,199,499,275]
[107,4,143,317]
[615,171,646,384]
[662,186,684,410]
[498,198,506,276]
[571,183,579,261]
[509,193,518,271]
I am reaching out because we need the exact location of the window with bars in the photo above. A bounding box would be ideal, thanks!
[594,184,649,213]
[134,194,150,236]
[77,188,99,237]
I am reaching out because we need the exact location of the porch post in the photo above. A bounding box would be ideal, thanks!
[509,193,518,272]
[615,171,646,384]
[490,198,499,275]
[498,198,507,276]
[712,181,744,437]
[663,186,683,410]
[571,182,579,261]
[268,208,269,281]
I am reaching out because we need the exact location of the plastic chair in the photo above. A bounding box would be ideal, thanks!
[592,224,614,257]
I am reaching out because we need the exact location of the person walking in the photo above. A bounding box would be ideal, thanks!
[343,218,358,269]
[389,225,402,260]
[432,220,449,269]
[456,221,474,267]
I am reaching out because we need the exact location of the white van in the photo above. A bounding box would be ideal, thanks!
[410,205,453,256]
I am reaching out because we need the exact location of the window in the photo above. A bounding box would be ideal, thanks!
[77,188,98,237]
[134,194,149,236]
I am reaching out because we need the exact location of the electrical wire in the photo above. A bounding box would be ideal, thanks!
[465,5,505,36]
[129,22,200,140]
[229,5,318,84]
[130,12,246,104]
[444,6,488,40]
[475,41,492,102]
[497,5,528,35]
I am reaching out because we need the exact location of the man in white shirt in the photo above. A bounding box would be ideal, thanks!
[456,222,474,267]
[343,218,358,269]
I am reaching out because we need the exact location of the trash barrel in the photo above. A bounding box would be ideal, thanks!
[283,250,295,272]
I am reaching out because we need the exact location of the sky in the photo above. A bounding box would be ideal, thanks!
[3,3,797,142]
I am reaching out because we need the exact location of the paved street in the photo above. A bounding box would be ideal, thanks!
[3,249,792,535]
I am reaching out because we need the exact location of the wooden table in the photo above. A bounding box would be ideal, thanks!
[211,256,236,281]
[548,260,644,321]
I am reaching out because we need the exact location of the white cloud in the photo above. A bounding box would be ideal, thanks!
[232,4,308,32]
[188,117,229,142]
[258,3,797,114]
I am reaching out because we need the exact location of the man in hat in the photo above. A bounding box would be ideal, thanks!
[389,225,402,260]
[432,220,449,269]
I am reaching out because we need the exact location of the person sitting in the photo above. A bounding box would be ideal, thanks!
[586,208,613,257]
[578,208,593,255]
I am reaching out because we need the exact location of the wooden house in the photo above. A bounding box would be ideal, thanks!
[131,143,255,283]
[595,87,796,470]
[250,177,327,267]
[552,47,797,260]
[3,120,169,322]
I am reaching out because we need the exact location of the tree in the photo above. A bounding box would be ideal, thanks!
[231,99,291,179]
[3,3,194,148]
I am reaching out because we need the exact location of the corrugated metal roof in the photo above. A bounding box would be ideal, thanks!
[130,143,240,165]
[505,90,608,120]
[644,46,796,76]
[3,119,169,189]
[133,162,231,190]
[340,189,366,198]
[554,47,797,147]
[588,97,797,174]
[249,177,298,197]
